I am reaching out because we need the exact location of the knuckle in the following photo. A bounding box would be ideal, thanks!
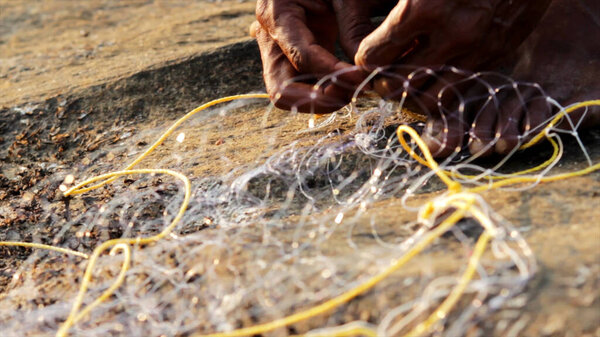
[249,21,261,38]
[255,0,272,26]
[354,42,374,66]
[287,45,307,71]
[255,0,266,20]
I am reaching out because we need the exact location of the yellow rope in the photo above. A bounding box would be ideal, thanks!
[1,94,597,337]
[406,227,491,337]
[398,100,600,182]
[0,241,89,259]
[396,125,462,193]
[451,136,561,181]
[467,161,600,194]
[195,201,472,337]
[296,322,378,337]
[56,244,131,337]
[54,95,269,336]
[65,93,270,196]
[56,169,191,337]
[520,100,599,149]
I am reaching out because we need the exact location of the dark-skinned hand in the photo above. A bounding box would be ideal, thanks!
[355,0,552,105]
[251,0,396,113]
[353,0,553,157]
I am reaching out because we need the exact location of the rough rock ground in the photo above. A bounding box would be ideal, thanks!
[1,1,599,336]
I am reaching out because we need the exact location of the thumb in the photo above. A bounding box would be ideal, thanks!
[249,21,261,38]
[354,0,419,67]
[332,0,376,59]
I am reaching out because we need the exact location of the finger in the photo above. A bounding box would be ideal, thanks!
[322,63,372,98]
[327,62,371,91]
[468,92,501,157]
[354,0,422,67]
[371,65,413,99]
[332,0,377,58]
[419,72,472,158]
[276,83,352,113]
[388,35,481,83]
[370,66,445,126]
[521,89,553,140]
[494,91,527,154]
[409,68,473,118]
[255,25,350,113]
[555,96,600,132]
[421,111,466,158]
[374,66,473,120]
[370,40,476,102]
[256,0,344,76]
[255,24,297,97]
[250,20,260,38]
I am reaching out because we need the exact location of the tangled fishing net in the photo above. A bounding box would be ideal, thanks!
[0,66,598,336]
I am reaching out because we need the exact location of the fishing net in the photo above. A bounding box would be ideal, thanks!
[0,65,598,337]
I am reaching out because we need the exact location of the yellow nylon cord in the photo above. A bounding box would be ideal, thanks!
[56,95,270,336]
[398,100,599,182]
[406,230,492,337]
[520,100,600,150]
[0,241,89,259]
[451,136,561,181]
[396,125,462,193]
[56,168,191,337]
[296,322,378,337]
[194,203,473,337]
[65,93,270,196]
[467,161,600,194]
[1,94,597,337]
[56,243,131,337]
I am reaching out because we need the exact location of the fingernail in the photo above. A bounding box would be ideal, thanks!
[426,120,443,136]
[469,138,486,154]
[495,139,508,154]
[249,21,260,38]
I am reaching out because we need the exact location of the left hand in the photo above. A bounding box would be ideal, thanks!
[252,0,396,113]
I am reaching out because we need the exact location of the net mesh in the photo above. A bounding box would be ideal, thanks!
[0,66,598,337]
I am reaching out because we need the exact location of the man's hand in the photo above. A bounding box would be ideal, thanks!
[354,0,552,114]
[252,0,395,113]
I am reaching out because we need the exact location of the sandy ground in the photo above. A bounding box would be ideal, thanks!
[0,0,256,107]
[1,1,599,336]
